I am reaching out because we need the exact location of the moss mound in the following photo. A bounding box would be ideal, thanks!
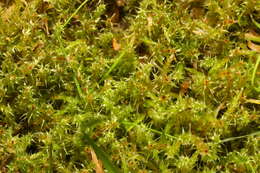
[0,0,259,172]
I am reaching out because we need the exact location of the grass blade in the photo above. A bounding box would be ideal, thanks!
[251,15,260,30]
[122,121,178,140]
[99,51,126,83]
[220,131,260,143]
[245,33,260,43]
[62,0,90,29]
[251,54,260,86]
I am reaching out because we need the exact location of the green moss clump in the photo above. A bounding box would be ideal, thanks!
[0,0,259,172]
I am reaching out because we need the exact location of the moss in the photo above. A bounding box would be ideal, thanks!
[0,0,259,172]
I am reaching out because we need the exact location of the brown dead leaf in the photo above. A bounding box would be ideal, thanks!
[90,148,104,173]
[112,38,121,51]
[248,41,260,53]
[116,0,125,7]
